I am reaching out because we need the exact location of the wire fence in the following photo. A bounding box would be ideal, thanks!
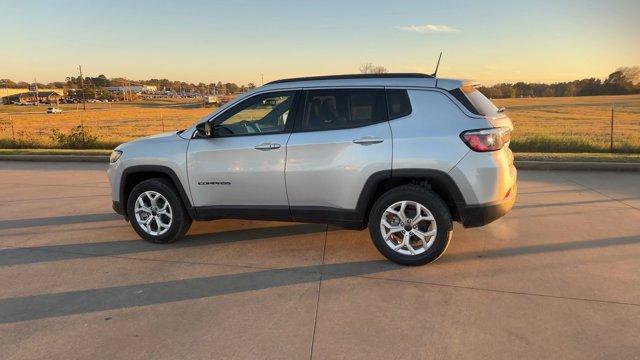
[496,96,640,152]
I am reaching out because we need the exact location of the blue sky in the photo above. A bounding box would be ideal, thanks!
[1,0,638,85]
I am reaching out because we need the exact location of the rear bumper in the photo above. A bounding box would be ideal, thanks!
[459,184,517,228]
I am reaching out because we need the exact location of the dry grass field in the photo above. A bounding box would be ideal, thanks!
[0,102,212,148]
[494,94,640,152]
[1,94,639,152]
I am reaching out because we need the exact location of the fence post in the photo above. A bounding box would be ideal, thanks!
[610,103,614,153]
[9,115,15,142]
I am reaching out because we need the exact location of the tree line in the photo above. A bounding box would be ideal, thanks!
[0,75,256,95]
[2,66,638,98]
[477,67,640,98]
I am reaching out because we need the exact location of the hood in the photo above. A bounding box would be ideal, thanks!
[115,131,184,151]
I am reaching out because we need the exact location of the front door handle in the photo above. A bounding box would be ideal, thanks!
[353,137,384,145]
[255,143,281,151]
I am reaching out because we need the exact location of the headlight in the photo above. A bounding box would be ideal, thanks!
[110,150,123,163]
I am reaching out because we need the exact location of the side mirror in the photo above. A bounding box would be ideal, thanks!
[196,121,213,137]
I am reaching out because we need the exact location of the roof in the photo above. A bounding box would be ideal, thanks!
[3,91,62,98]
[257,73,464,92]
[266,73,433,85]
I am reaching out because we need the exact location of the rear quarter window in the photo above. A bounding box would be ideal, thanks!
[386,89,412,119]
[449,86,499,116]
[465,88,499,116]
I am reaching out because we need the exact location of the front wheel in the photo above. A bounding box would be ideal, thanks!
[368,185,452,266]
[127,178,192,243]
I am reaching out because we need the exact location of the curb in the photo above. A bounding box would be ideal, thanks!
[514,160,640,172]
[1,155,640,171]
[0,154,109,162]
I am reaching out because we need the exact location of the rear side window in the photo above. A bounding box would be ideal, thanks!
[386,89,412,119]
[297,89,387,131]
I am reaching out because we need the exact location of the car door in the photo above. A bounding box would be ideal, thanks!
[285,88,392,220]
[187,90,300,214]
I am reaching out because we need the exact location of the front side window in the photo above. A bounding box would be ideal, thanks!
[213,91,296,136]
[297,89,387,131]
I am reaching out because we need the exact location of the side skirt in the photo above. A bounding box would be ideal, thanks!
[193,205,366,230]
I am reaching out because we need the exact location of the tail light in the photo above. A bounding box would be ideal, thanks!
[460,127,511,152]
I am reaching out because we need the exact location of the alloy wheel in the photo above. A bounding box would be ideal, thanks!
[379,200,437,256]
[134,191,173,236]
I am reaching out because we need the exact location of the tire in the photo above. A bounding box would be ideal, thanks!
[126,178,192,244]
[368,185,452,266]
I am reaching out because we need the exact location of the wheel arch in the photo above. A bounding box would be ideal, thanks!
[356,169,466,222]
[119,165,195,219]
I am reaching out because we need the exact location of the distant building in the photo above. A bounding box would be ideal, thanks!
[203,95,220,105]
[1,91,62,104]
[105,85,157,94]
[1,88,65,98]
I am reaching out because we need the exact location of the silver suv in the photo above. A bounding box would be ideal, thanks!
[107,74,517,265]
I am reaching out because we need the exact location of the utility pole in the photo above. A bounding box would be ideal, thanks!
[261,73,264,86]
[78,65,86,111]
[34,78,39,106]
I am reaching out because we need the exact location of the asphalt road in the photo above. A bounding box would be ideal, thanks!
[1,162,639,360]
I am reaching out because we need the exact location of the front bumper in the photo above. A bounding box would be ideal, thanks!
[459,184,517,228]
[112,201,125,216]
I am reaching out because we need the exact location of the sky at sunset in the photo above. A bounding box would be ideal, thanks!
[1,0,639,85]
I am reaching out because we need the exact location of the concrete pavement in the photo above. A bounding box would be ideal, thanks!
[0,161,639,359]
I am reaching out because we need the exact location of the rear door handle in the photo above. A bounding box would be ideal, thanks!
[255,143,281,151]
[353,137,384,145]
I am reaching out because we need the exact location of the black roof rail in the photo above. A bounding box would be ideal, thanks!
[265,73,434,85]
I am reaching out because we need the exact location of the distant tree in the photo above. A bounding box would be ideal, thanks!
[217,82,227,95]
[225,82,240,94]
[46,81,67,89]
[359,63,389,74]
[0,79,18,88]
[562,83,577,97]
[541,88,555,97]
[619,66,640,84]
[92,75,110,87]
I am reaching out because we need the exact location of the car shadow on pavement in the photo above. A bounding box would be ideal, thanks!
[0,161,108,172]
[442,235,640,263]
[514,197,639,209]
[0,223,329,267]
[0,260,399,324]
[0,213,121,230]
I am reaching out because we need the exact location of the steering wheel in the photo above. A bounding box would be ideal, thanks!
[239,120,260,133]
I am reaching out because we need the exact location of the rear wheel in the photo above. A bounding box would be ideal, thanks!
[368,185,452,266]
[127,178,192,243]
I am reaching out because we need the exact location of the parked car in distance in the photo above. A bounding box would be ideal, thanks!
[46,107,63,113]
[107,73,517,266]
